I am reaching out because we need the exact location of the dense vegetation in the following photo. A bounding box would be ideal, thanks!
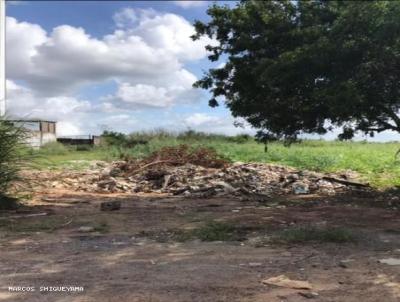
[193,0,400,142]
[32,130,400,188]
[0,120,27,208]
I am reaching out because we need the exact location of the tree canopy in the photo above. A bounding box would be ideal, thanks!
[192,0,400,142]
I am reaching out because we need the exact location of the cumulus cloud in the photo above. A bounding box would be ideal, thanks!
[6,10,215,105]
[183,113,255,135]
[172,1,207,8]
[184,113,221,126]
[6,80,93,135]
[4,8,224,136]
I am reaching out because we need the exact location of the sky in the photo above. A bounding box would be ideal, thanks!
[5,0,400,141]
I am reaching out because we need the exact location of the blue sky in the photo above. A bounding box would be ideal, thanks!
[5,0,399,141]
[6,0,245,136]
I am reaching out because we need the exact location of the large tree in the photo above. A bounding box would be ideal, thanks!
[192,0,400,142]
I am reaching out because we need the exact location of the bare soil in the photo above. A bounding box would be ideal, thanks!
[1,188,400,302]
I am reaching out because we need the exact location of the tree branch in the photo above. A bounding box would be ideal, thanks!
[381,107,400,129]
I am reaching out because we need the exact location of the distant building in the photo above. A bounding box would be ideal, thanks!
[8,119,57,148]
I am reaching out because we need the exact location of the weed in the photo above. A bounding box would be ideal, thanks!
[0,119,29,206]
[192,221,238,241]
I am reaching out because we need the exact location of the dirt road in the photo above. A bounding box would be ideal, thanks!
[0,191,400,301]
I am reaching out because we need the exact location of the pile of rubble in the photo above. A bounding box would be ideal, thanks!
[26,160,368,198]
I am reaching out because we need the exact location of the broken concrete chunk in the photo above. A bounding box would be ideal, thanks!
[78,226,95,232]
[26,158,367,197]
[379,258,400,266]
[262,275,312,290]
[97,179,117,189]
[293,182,310,194]
[100,200,121,211]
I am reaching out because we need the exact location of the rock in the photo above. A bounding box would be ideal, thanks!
[286,174,300,181]
[109,167,122,177]
[100,200,121,211]
[162,174,172,190]
[262,275,312,289]
[30,160,367,196]
[293,182,310,194]
[339,259,354,268]
[378,258,400,266]
[214,181,236,193]
[98,179,117,189]
[78,226,95,232]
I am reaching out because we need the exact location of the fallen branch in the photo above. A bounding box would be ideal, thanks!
[322,176,369,188]
[130,160,182,174]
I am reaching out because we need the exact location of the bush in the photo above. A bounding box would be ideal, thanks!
[101,131,127,146]
[0,120,27,207]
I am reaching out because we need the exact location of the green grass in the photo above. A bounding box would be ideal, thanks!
[276,226,355,243]
[30,133,400,188]
[192,221,237,241]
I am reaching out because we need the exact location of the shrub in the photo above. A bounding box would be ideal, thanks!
[194,222,237,241]
[100,130,127,146]
[0,120,27,207]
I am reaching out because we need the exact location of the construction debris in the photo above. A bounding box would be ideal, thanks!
[378,258,400,266]
[262,275,313,289]
[23,146,369,198]
[23,160,368,198]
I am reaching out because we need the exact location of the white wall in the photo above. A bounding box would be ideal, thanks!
[24,132,57,149]
[41,132,57,145]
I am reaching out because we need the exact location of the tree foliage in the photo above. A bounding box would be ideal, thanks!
[192,0,400,142]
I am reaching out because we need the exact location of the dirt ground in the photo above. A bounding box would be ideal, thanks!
[1,189,400,302]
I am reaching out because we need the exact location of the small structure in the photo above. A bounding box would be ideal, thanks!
[8,119,57,148]
[57,135,101,146]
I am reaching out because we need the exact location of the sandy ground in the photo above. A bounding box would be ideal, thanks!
[0,190,400,302]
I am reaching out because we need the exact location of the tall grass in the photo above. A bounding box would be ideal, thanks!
[0,119,28,208]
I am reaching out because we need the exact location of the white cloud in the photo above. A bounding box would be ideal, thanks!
[183,113,256,136]
[6,17,47,79]
[115,83,172,108]
[56,121,82,136]
[173,1,207,8]
[184,113,220,126]
[113,7,138,28]
[4,8,225,136]
[6,80,92,135]
[6,10,215,105]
